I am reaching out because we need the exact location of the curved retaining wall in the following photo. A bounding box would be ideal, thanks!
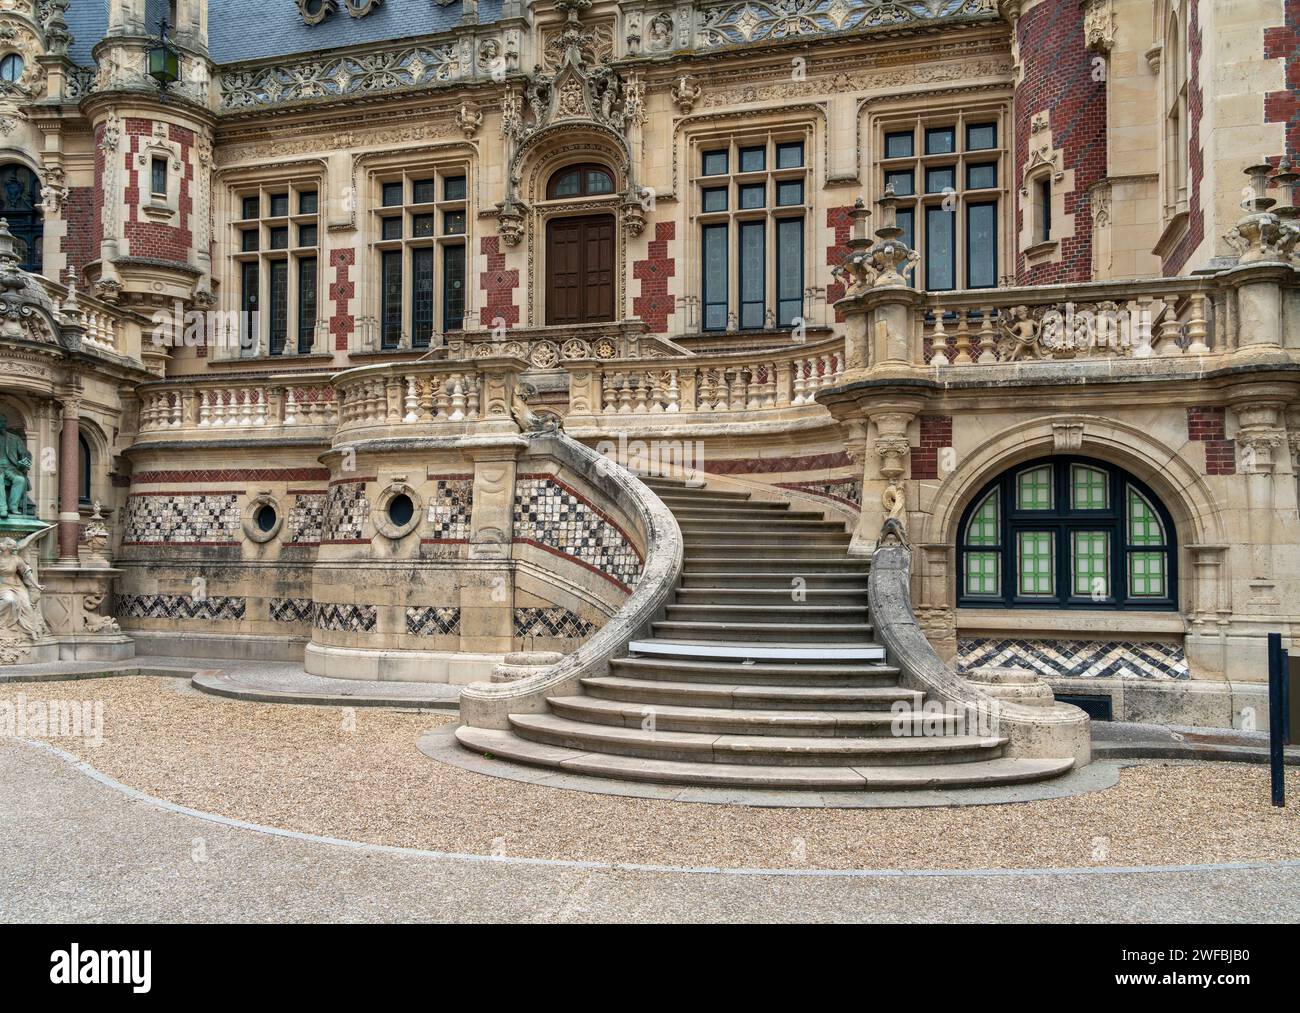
[458,431,683,729]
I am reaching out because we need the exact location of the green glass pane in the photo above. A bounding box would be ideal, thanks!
[1071,531,1110,598]
[966,491,999,546]
[965,551,999,596]
[1017,531,1054,596]
[1071,465,1109,510]
[1127,487,1165,546]
[1017,466,1053,510]
[1128,551,1166,597]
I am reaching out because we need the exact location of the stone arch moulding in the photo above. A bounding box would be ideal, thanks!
[916,414,1227,555]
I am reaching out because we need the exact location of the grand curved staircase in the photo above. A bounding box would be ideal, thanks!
[457,476,1076,790]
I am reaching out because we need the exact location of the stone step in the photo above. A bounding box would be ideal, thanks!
[548,695,942,737]
[678,517,845,532]
[650,620,875,642]
[508,713,1008,766]
[608,656,902,687]
[581,675,921,710]
[455,727,1074,791]
[683,544,852,559]
[663,603,870,625]
[669,506,825,521]
[628,639,887,662]
[673,587,869,606]
[656,495,783,509]
[683,529,848,543]
[680,570,869,589]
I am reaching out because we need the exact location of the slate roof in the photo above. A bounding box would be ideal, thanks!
[62,0,505,67]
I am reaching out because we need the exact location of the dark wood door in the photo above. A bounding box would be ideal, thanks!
[546,215,615,325]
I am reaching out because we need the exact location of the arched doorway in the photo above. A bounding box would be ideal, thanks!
[0,165,43,275]
[544,164,615,325]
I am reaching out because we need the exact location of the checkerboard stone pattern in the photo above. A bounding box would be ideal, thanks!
[323,482,368,541]
[287,494,326,544]
[513,478,643,588]
[958,638,1190,680]
[123,494,240,544]
[778,478,862,511]
[427,478,473,540]
[514,606,599,640]
[118,594,245,622]
[269,598,315,625]
[314,603,376,633]
[406,606,461,636]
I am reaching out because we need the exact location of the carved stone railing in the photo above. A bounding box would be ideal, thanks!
[135,373,339,437]
[35,278,134,361]
[444,319,685,371]
[917,277,1222,368]
[332,354,526,444]
[563,335,845,432]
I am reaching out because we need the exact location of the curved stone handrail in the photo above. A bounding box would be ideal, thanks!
[868,537,1092,765]
[458,429,684,730]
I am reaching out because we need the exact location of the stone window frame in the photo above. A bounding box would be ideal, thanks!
[685,119,815,333]
[1159,0,1191,225]
[870,98,1012,292]
[223,172,324,361]
[362,157,472,354]
[242,492,285,544]
[373,482,424,541]
[135,127,183,225]
[956,456,1178,612]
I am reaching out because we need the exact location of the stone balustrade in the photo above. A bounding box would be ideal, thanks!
[36,277,132,360]
[917,278,1221,368]
[136,374,339,436]
[565,337,846,426]
[332,354,527,443]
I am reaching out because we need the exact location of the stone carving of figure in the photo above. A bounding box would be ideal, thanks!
[0,413,33,518]
[0,526,53,642]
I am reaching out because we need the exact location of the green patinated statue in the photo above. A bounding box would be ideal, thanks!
[0,413,33,519]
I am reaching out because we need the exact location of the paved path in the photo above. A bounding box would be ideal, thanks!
[2,741,1297,923]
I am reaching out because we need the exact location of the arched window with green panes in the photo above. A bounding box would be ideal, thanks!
[957,457,1175,610]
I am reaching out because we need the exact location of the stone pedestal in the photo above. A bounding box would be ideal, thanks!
[39,564,135,662]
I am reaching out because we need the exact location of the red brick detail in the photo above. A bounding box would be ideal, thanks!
[1187,406,1235,475]
[912,415,953,480]
[329,248,355,351]
[825,206,853,322]
[478,235,519,328]
[60,186,94,285]
[632,221,675,332]
[1265,0,1300,164]
[1162,2,1206,275]
[1013,2,1107,285]
[122,119,193,265]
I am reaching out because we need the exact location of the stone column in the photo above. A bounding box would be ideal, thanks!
[57,395,81,563]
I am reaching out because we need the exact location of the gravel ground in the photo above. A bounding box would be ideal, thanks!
[4,676,1298,872]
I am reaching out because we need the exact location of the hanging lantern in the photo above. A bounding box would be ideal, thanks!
[146,18,181,94]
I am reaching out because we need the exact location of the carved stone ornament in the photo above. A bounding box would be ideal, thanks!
[1082,0,1116,55]
[296,0,339,25]
[670,73,702,115]
[456,101,483,139]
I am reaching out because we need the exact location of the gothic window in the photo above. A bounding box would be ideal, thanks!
[0,165,43,275]
[232,181,320,356]
[877,112,1006,291]
[372,168,468,349]
[958,458,1176,610]
[1163,2,1190,221]
[692,131,809,332]
[78,433,92,504]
